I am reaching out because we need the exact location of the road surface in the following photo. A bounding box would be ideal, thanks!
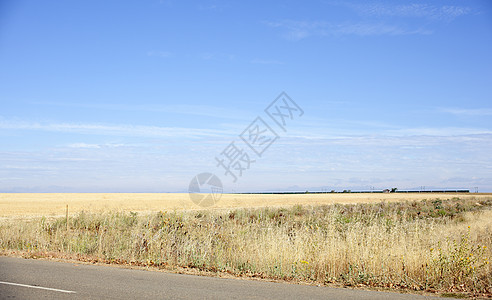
[0,256,440,299]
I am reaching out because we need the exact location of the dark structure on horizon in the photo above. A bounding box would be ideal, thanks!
[235,189,470,195]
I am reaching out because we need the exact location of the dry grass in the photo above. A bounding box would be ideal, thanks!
[1,197,491,297]
[1,192,490,217]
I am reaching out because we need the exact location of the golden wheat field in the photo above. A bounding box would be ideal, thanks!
[1,192,490,217]
[1,193,491,296]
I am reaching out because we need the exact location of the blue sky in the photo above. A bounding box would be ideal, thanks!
[1,0,491,193]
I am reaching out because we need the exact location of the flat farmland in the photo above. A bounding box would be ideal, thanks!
[1,192,490,217]
[1,193,491,296]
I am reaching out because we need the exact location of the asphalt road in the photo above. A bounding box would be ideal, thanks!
[0,256,440,299]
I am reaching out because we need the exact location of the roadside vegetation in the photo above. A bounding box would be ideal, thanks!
[1,197,491,297]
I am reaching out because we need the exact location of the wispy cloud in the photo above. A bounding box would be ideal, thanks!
[440,107,492,116]
[264,20,431,40]
[68,143,101,149]
[199,52,236,61]
[332,22,431,36]
[347,3,472,21]
[0,119,234,139]
[196,2,230,12]
[250,59,284,65]
[66,143,135,149]
[288,126,492,141]
[27,101,252,121]
[382,127,492,137]
[2,124,491,192]
[265,2,471,41]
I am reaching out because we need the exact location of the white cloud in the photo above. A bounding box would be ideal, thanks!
[196,2,229,12]
[28,101,252,120]
[250,59,284,65]
[265,2,471,41]
[2,165,52,170]
[281,115,492,139]
[440,108,492,116]
[382,127,492,137]
[199,52,236,61]
[65,143,135,149]
[332,22,431,36]
[68,143,101,149]
[0,119,234,139]
[264,20,431,40]
[49,157,94,162]
[346,3,471,21]
[2,129,491,192]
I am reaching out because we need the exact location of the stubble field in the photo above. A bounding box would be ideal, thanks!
[1,193,491,297]
[1,192,490,217]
